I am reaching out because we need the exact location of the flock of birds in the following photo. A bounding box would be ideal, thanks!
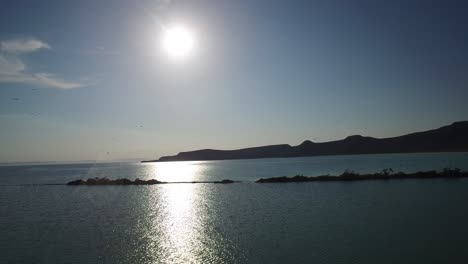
[10,89,40,117]
[10,89,144,126]
[8,88,161,161]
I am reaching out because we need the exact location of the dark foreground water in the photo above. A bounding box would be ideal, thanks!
[1,153,468,263]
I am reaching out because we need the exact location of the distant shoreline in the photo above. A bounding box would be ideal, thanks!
[142,121,468,163]
[142,150,468,163]
[1,151,467,168]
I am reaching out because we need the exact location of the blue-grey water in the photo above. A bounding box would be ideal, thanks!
[2,152,468,263]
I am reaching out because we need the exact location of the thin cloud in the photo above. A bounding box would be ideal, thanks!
[33,73,82,89]
[0,38,83,89]
[0,54,25,73]
[0,38,50,53]
[0,71,83,89]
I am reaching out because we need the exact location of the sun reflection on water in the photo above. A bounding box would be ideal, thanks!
[147,161,205,262]
[151,161,205,182]
[160,184,200,263]
[142,161,237,263]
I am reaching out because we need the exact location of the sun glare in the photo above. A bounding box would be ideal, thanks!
[162,25,195,59]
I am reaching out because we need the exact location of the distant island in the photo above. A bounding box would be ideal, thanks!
[142,121,468,162]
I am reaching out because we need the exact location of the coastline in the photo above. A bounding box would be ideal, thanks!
[65,168,468,186]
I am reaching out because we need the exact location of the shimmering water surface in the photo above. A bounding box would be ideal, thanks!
[1,153,468,263]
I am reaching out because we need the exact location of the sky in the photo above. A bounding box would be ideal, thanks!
[0,0,467,162]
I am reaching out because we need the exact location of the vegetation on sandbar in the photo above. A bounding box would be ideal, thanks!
[256,168,468,183]
[67,178,236,185]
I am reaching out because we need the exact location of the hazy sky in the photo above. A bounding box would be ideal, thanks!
[1,0,467,162]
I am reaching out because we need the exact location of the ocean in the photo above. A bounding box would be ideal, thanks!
[1,152,468,263]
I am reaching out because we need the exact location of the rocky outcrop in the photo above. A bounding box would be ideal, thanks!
[256,168,468,183]
[67,178,238,185]
[67,178,164,185]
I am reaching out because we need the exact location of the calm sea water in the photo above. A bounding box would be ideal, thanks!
[1,153,468,263]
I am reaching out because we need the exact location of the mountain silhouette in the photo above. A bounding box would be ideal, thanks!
[142,121,468,162]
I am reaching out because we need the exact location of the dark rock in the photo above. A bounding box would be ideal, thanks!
[256,168,468,183]
[67,177,164,186]
[215,179,236,184]
[66,178,238,185]
[67,179,85,185]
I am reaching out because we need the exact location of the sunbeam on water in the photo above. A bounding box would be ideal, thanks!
[151,161,205,182]
[160,185,199,262]
[140,184,239,263]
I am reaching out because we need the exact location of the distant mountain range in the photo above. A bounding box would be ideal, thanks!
[142,121,468,162]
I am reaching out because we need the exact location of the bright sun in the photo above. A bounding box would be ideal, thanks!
[162,25,195,59]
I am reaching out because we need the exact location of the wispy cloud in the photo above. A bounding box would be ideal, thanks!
[0,69,82,89]
[0,38,83,89]
[0,54,25,73]
[0,38,50,53]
